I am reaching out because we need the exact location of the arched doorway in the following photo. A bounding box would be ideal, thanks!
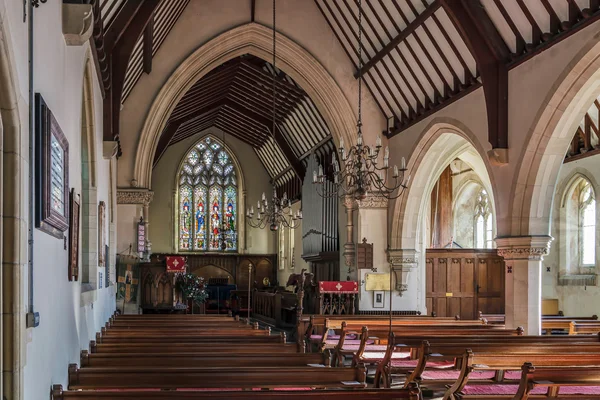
[390,120,500,317]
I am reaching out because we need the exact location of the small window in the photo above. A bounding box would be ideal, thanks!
[580,181,596,266]
[474,189,493,249]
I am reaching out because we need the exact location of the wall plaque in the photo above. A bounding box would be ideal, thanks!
[356,238,373,270]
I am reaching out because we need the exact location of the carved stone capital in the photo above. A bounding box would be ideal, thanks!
[496,236,553,261]
[117,188,154,206]
[357,193,388,209]
[387,248,419,267]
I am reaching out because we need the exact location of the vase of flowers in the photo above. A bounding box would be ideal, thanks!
[175,273,208,314]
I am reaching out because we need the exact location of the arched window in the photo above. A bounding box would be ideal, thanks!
[574,179,596,266]
[474,189,493,249]
[177,136,238,252]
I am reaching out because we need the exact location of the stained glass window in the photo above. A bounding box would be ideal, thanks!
[178,136,238,251]
[575,179,596,266]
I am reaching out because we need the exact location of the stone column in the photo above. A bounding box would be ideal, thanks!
[356,194,388,310]
[343,196,356,280]
[116,188,154,253]
[497,236,553,335]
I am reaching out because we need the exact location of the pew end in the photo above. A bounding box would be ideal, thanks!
[68,364,79,388]
[89,340,97,353]
[80,350,89,367]
[95,332,102,344]
[51,384,63,400]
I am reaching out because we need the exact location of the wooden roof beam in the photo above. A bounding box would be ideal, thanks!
[223,102,306,180]
[143,17,153,74]
[442,0,510,151]
[354,0,442,79]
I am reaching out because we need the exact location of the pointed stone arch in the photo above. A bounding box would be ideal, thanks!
[511,32,600,237]
[133,23,356,190]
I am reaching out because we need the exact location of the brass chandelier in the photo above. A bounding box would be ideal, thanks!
[246,0,302,232]
[313,0,410,201]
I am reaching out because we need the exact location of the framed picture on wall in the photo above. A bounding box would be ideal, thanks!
[373,290,385,308]
[35,93,69,239]
[68,189,80,281]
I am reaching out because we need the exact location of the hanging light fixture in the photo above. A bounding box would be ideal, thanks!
[246,0,302,232]
[313,0,410,201]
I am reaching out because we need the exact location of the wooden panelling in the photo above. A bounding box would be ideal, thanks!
[426,249,504,319]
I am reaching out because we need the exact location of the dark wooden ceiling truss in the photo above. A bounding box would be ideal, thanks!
[566,98,600,163]
[89,0,189,157]
[153,55,334,200]
[316,0,600,151]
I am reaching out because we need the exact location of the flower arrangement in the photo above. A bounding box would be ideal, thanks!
[175,273,208,306]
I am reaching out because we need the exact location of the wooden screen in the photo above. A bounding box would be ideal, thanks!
[425,249,504,319]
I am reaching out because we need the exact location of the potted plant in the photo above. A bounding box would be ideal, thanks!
[175,273,208,314]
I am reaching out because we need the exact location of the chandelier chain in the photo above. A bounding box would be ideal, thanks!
[357,0,362,134]
[272,0,276,140]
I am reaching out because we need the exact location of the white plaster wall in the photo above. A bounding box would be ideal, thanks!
[0,1,116,398]
[117,0,384,188]
[149,128,276,255]
[543,154,600,315]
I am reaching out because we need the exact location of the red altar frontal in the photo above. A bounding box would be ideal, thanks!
[318,281,358,315]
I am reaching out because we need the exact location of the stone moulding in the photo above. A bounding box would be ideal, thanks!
[387,249,418,295]
[496,235,553,261]
[116,189,154,206]
[357,194,389,209]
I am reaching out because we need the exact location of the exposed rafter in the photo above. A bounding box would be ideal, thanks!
[103,0,160,151]
[143,18,153,74]
[442,0,510,150]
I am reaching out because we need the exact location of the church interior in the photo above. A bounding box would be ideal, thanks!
[4,0,600,399]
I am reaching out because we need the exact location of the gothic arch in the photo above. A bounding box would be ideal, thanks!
[511,32,600,237]
[134,23,357,189]
[390,118,497,251]
[81,58,100,286]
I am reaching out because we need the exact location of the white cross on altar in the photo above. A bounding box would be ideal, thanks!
[335,282,342,291]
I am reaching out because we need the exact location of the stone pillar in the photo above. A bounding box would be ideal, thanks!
[116,188,154,252]
[343,196,356,280]
[497,236,553,335]
[356,194,388,310]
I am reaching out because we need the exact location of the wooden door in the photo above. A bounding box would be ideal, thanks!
[426,256,475,319]
[476,257,505,314]
[426,249,505,319]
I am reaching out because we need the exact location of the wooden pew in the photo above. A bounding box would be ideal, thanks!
[94,330,284,344]
[52,384,423,400]
[335,325,522,367]
[387,340,600,389]
[80,349,331,368]
[569,321,600,335]
[478,311,505,324]
[514,363,600,399]
[315,318,498,353]
[443,350,600,399]
[67,364,368,390]
[373,333,598,388]
[90,340,299,354]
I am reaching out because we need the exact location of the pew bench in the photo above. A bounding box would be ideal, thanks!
[384,340,600,390]
[51,384,423,400]
[67,364,368,390]
[443,350,600,399]
[569,321,600,335]
[80,350,331,368]
[89,341,298,354]
[514,363,600,399]
[94,331,284,344]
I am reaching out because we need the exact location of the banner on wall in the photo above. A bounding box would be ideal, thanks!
[166,256,187,273]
